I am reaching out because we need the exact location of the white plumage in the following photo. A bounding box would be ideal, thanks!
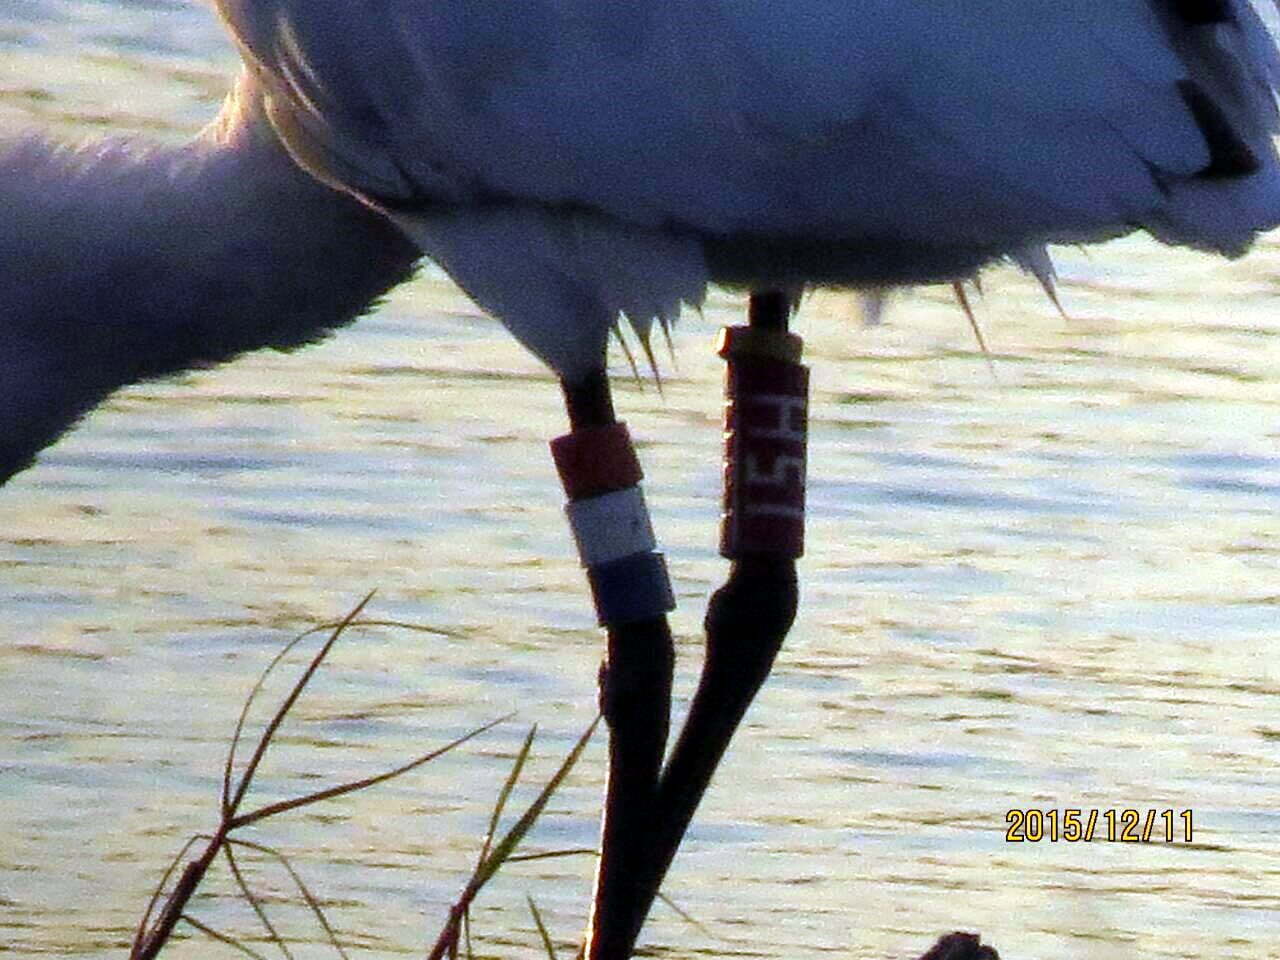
[217,0,1280,374]
[3,1,1280,477]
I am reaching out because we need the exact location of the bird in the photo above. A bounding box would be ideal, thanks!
[4,3,1280,958]
[5,2,1280,477]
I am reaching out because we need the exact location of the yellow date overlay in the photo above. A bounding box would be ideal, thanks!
[1005,808,1194,843]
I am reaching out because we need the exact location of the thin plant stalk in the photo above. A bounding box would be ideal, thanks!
[130,596,504,960]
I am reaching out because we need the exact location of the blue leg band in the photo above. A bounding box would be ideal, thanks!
[586,551,675,626]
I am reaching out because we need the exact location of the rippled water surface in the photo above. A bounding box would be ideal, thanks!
[2,4,1279,959]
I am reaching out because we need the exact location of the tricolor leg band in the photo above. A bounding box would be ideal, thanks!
[551,422,675,626]
[567,486,657,566]
[717,325,809,559]
[585,551,674,627]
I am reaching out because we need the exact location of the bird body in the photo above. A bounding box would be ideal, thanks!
[0,79,418,482]
[3,0,1280,471]
[211,0,1280,375]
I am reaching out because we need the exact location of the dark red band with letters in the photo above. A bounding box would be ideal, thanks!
[719,331,808,559]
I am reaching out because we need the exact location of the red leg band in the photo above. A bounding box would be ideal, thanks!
[550,423,644,500]
[551,421,675,626]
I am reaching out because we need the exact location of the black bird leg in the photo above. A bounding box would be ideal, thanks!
[628,290,809,951]
[556,370,676,960]
[561,312,996,960]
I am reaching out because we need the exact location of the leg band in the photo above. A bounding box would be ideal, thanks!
[717,325,809,559]
[567,487,658,567]
[585,551,676,626]
[550,423,644,499]
[552,422,675,626]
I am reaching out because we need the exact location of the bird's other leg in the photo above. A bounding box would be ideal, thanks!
[554,369,676,960]
[642,290,808,927]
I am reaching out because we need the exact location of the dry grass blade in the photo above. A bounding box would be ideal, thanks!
[132,834,204,955]
[219,605,458,814]
[180,914,271,959]
[136,595,508,960]
[471,716,599,892]
[223,842,293,960]
[223,628,317,816]
[132,837,223,960]
[527,895,558,960]
[477,725,537,869]
[230,713,510,828]
[506,848,595,864]
[334,618,465,638]
[656,891,719,942]
[229,838,352,960]
[458,723,537,957]
[225,592,375,818]
[427,717,600,960]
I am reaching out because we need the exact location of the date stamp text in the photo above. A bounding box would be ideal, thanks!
[1005,808,1194,843]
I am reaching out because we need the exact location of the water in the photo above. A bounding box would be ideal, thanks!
[2,4,1279,958]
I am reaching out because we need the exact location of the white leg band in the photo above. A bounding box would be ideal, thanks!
[566,486,657,567]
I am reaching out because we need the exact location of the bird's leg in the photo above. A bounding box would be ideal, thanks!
[637,290,808,938]
[554,370,676,960]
